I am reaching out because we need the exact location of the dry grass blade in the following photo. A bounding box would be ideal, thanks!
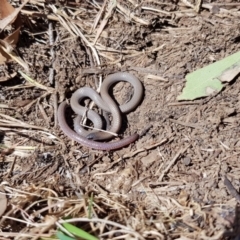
[0,232,52,238]
[195,0,203,12]
[181,0,194,8]
[116,2,150,25]
[79,122,118,137]
[92,0,108,30]
[0,187,7,218]
[0,113,49,131]
[0,104,11,108]
[141,6,171,15]
[18,71,54,92]
[0,43,29,71]
[144,74,169,82]
[93,0,117,45]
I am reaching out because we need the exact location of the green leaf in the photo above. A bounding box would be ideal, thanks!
[56,231,76,240]
[63,223,99,240]
[178,51,240,100]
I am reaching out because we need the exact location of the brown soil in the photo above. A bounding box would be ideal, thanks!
[1,0,240,239]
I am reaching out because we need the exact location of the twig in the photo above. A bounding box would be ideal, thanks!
[24,92,51,112]
[144,74,169,82]
[53,93,58,128]
[204,3,240,6]
[92,0,108,31]
[158,145,190,181]
[38,103,49,127]
[139,124,153,137]
[141,6,171,15]
[48,22,55,85]
[116,2,150,25]
[167,101,201,106]
[169,119,202,129]
[195,0,203,13]
[224,175,240,202]
[79,122,118,137]
[181,0,194,8]
[0,232,52,238]
[104,138,168,171]
[6,157,16,178]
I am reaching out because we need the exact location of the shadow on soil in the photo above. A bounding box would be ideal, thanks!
[223,204,240,240]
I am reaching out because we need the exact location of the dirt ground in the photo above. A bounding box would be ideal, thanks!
[1,0,240,239]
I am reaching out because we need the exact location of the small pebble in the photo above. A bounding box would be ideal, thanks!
[182,157,191,166]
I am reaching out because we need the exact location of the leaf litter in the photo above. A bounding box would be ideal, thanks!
[1,0,240,239]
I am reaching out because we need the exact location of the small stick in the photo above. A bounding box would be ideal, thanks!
[169,119,201,129]
[24,92,51,112]
[116,2,150,25]
[104,138,168,171]
[158,145,190,181]
[139,124,152,137]
[6,157,16,178]
[79,123,118,137]
[53,93,58,128]
[181,0,194,8]
[224,176,240,202]
[92,0,107,31]
[48,22,59,128]
[38,103,49,126]
[195,0,203,13]
[48,22,55,85]
[168,101,201,106]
